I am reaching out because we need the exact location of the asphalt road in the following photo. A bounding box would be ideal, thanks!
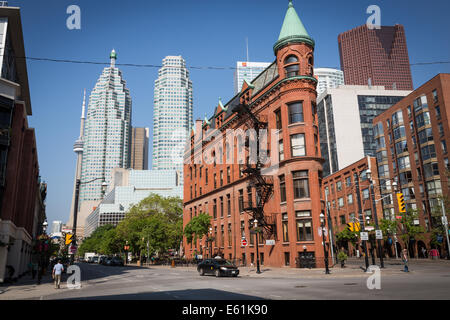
[38,261,450,300]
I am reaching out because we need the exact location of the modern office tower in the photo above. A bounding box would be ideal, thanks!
[152,55,193,178]
[314,68,344,95]
[318,85,411,177]
[76,50,132,237]
[84,169,182,237]
[183,1,327,268]
[130,127,149,170]
[51,221,63,237]
[234,61,271,94]
[373,74,450,258]
[67,90,86,232]
[338,24,413,91]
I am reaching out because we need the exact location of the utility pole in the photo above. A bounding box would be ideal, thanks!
[325,193,336,264]
[367,163,384,268]
[354,172,370,271]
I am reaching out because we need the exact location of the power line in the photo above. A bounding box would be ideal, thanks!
[12,55,450,70]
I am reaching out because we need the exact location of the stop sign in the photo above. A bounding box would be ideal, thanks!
[241,238,248,246]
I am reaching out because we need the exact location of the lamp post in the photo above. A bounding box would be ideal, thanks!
[392,181,399,259]
[209,227,213,258]
[71,177,107,264]
[366,215,376,266]
[354,172,370,271]
[253,219,261,274]
[366,168,384,268]
[320,213,330,274]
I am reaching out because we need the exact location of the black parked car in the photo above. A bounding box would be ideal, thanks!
[197,259,239,277]
[111,256,124,266]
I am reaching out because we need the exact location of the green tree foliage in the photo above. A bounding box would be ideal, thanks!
[183,213,212,244]
[78,224,116,256]
[398,209,426,251]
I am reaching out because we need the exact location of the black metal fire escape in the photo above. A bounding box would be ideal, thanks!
[232,102,276,240]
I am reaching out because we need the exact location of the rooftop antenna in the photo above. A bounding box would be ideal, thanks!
[246,37,249,62]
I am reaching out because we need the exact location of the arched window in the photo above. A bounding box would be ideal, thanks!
[284,55,299,77]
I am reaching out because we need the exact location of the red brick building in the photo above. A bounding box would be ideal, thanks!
[322,156,385,257]
[372,73,450,257]
[0,6,46,282]
[338,24,413,91]
[183,1,329,268]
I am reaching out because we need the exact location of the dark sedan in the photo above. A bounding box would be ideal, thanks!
[197,259,239,277]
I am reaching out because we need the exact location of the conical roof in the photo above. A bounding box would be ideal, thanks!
[274,1,314,53]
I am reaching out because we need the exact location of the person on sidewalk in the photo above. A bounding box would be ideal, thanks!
[402,249,409,272]
[52,259,64,289]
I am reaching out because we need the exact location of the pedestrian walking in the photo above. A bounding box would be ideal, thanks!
[31,262,38,279]
[402,249,409,272]
[52,259,64,289]
[421,247,427,259]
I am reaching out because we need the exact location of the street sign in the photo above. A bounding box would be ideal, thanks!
[365,226,375,231]
[266,240,275,245]
[442,216,448,226]
[241,238,248,246]
[347,222,361,232]
[375,230,383,240]
[360,232,369,241]
[69,244,77,254]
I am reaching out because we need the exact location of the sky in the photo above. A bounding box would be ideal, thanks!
[10,0,450,225]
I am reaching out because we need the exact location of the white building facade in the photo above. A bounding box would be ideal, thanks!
[152,56,193,179]
[84,169,182,237]
[317,85,411,176]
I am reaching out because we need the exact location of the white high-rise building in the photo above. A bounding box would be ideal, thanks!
[234,61,271,94]
[152,56,193,178]
[75,50,132,237]
[317,85,411,176]
[314,68,344,95]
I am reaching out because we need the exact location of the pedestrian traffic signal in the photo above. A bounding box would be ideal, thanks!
[397,193,406,213]
[347,222,361,232]
[65,233,73,245]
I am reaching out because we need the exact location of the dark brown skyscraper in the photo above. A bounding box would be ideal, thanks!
[338,24,413,90]
[130,127,149,170]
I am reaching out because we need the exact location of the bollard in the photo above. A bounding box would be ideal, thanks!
[171,259,175,268]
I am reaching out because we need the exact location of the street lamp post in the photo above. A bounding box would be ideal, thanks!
[209,227,213,259]
[253,219,261,274]
[320,213,330,274]
[71,177,107,263]
[366,215,376,266]
[354,172,370,271]
[367,168,384,268]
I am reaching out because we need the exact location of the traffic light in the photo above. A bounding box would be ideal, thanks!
[347,222,361,232]
[397,192,406,213]
[65,233,73,245]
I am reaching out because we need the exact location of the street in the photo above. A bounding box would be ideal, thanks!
[2,259,450,300]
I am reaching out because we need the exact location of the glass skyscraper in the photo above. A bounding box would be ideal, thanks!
[79,50,132,203]
[234,61,271,94]
[152,56,193,176]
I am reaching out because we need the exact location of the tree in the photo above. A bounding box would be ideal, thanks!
[398,209,426,255]
[184,213,212,245]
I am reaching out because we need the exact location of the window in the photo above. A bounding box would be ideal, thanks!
[290,133,305,157]
[279,140,284,161]
[421,144,436,160]
[362,188,369,199]
[284,55,299,77]
[435,106,441,120]
[220,196,224,218]
[227,167,231,183]
[293,171,309,199]
[220,171,223,186]
[442,140,448,154]
[432,90,438,103]
[346,176,352,187]
[340,215,346,225]
[205,168,208,184]
[247,187,253,208]
[213,199,217,219]
[238,190,244,212]
[418,127,434,144]
[338,197,344,207]
[275,109,282,130]
[392,110,404,126]
[228,223,232,246]
[240,221,245,238]
[284,252,290,266]
[426,179,442,196]
[296,211,313,241]
[398,155,411,169]
[288,102,304,124]
[347,194,353,204]
[336,181,342,191]
[282,213,289,242]
[220,225,224,247]
[279,175,286,202]
[227,194,231,216]
[415,112,431,128]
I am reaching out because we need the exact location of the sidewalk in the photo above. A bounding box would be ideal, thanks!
[0,272,61,300]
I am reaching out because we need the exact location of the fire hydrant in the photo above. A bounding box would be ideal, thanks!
[171,259,175,268]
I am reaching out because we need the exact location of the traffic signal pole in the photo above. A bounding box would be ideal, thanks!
[369,180,384,268]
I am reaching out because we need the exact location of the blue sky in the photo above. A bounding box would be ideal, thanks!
[11,0,450,225]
